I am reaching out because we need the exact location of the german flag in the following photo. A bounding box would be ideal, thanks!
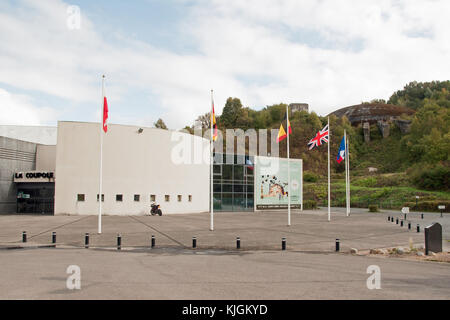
[211,102,218,141]
[277,113,292,143]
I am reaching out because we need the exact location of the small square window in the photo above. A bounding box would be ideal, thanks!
[116,194,123,202]
[97,194,104,202]
[177,195,182,202]
[165,195,170,202]
[77,194,85,202]
[188,195,192,202]
[134,194,140,202]
[150,194,156,202]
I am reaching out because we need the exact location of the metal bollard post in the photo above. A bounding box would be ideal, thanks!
[408,222,411,230]
[52,232,56,244]
[117,234,121,250]
[192,237,197,249]
[421,213,424,219]
[151,235,155,248]
[335,239,340,252]
[417,224,420,233]
[400,220,404,227]
[282,237,286,251]
[388,216,390,222]
[85,233,89,248]
[236,237,241,249]
[22,231,27,243]
[396,218,399,224]
[404,213,407,220]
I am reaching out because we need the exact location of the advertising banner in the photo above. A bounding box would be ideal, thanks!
[255,156,302,209]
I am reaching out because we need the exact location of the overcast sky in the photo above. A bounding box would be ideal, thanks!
[1,0,449,129]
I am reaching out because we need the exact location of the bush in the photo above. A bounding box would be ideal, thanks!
[368,205,379,212]
[354,177,377,187]
[304,172,319,183]
[303,200,318,209]
[403,200,450,212]
[410,163,450,191]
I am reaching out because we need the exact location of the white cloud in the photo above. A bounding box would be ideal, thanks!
[0,88,58,125]
[0,0,449,129]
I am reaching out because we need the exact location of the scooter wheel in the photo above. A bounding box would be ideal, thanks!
[158,209,162,216]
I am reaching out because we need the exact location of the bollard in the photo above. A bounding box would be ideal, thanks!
[408,222,411,230]
[335,239,340,252]
[85,233,89,248]
[388,216,390,222]
[417,224,420,233]
[192,237,197,249]
[151,235,155,248]
[236,237,241,249]
[400,220,404,227]
[421,213,424,219]
[391,217,395,223]
[117,234,122,250]
[52,232,56,244]
[22,231,27,243]
[404,213,407,220]
[396,218,399,224]
[282,237,286,251]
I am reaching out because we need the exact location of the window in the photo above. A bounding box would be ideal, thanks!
[116,194,123,202]
[177,195,182,202]
[188,195,192,202]
[150,194,156,202]
[97,194,104,202]
[77,194,85,202]
[165,195,170,202]
[134,194,140,202]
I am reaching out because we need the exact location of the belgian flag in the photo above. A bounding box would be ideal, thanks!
[277,112,292,143]
[211,103,218,141]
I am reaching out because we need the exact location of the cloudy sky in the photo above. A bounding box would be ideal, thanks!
[1,0,449,129]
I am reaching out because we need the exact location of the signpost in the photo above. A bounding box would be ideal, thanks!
[438,205,445,218]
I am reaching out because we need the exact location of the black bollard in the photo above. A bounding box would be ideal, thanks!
[388,216,390,222]
[396,218,399,224]
[85,233,89,248]
[117,234,121,250]
[192,237,197,249]
[391,217,395,223]
[335,239,340,252]
[400,220,404,227]
[417,224,420,233]
[421,213,424,219]
[52,232,56,244]
[282,237,286,251]
[404,213,407,220]
[151,235,155,248]
[408,222,411,230]
[236,237,241,249]
[22,231,27,243]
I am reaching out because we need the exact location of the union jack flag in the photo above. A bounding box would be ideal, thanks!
[307,124,329,150]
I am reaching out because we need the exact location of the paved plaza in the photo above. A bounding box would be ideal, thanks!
[0,208,449,299]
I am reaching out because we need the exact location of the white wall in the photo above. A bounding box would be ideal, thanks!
[36,145,56,171]
[54,121,210,215]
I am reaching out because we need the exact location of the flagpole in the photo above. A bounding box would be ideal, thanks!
[98,75,105,234]
[344,130,349,217]
[210,89,214,231]
[347,134,351,216]
[286,105,291,226]
[327,117,331,222]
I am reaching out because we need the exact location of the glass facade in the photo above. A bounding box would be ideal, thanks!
[16,183,55,214]
[213,153,254,212]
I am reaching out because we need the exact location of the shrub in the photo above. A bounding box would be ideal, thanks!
[368,205,379,212]
[403,200,450,212]
[304,172,319,183]
[410,163,450,191]
[303,200,318,210]
[354,177,377,187]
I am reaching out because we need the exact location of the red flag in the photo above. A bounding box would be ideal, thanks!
[103,96,108,133]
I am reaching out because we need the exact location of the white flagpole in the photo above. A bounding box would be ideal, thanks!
[344,130,349,216]
[347,134,351,216]
[210,89,214,231]
[327,117,331,222]
[287,105,291,226]
[98,75,105,234]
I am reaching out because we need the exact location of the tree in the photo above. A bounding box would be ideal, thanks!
[195,112,211,129]
[154,118,168,130]
[220,97,243,128]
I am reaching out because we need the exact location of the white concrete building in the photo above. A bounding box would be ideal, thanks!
[54,121,210,215]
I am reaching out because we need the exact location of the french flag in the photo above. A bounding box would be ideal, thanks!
[336,136,346,163]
